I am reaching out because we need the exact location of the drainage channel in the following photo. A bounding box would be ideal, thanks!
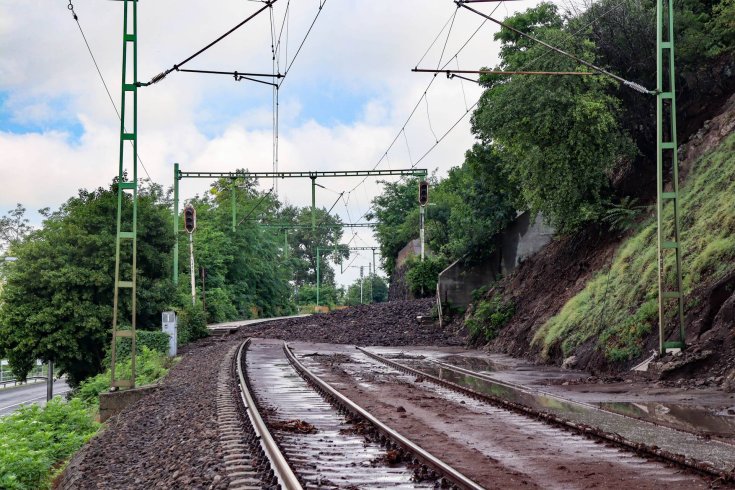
[245,339,453,489]
[357,346,735,483]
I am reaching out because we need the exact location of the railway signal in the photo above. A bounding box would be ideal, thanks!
[418,180,429,206]
[184,205,197,234]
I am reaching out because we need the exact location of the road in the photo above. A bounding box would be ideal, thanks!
[0,378,71,416]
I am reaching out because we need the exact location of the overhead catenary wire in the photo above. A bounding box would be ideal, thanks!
[65,0,152,182]
[278,0,327,88]
[140,1,277,87]
[236,187,275,227]
[455,1,653,94]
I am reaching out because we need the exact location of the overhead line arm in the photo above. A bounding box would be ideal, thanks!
[455,1,654,94]
[139,1,277,87]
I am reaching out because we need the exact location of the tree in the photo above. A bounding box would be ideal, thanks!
[0,180,175,386]
[0,204,32,255]
[279,205,347,287]
[472,3,635,232]
[343,274,388,306]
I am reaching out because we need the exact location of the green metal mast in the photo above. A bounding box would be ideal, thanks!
[656,0,685,354]
[173,163,179,286]
[110,0,138,389]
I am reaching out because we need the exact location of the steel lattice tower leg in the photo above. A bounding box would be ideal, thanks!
[656,0,685,354]
[110,0,138,389]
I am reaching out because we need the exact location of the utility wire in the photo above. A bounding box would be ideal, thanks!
[66,0,152,182]
[279,0,327,88]
[456,1,652,94]
[140,1,276,86]
[236,187,274,227]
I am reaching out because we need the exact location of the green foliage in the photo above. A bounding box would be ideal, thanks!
[405,255,447,298]
[602,197,647,232]
[296,284,341,307]
[114,330,170,360]
[0,181,175,386]
[76,346,175,406]
[466,294,516,344]
[177,301,208,346]
[0,398,99,490]
[473,4,635,233]
[343,274,389,305]
[535,133,735,362]
[368,177,426,277]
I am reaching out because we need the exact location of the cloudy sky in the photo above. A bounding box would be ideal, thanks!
[0,0,557,285]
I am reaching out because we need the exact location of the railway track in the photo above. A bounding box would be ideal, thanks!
[230,339,484,489]
[353,346,734,486]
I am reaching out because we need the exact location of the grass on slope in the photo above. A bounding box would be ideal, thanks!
[534,132,735,363]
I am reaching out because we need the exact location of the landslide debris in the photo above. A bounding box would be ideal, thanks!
[235,299,463,346]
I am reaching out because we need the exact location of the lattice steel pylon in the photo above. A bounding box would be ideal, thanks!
[110,0,138,389]
[656,0,685,354]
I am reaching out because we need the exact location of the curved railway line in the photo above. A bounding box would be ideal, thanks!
[228,338,483,489]
[221,338,731,489]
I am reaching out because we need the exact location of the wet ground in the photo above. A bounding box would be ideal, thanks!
[367,345,735,445]
[292,341,715,489]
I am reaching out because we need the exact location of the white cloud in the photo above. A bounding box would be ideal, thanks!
[0,0,555,285]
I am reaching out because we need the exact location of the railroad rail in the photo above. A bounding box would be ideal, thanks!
[232,338,484,489]
[282,342,484,490]
[356,346,735,483]
[234,340,302,489]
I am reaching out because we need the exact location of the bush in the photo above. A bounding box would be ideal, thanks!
[0,397,99,490]
[114,330,171,360]
[76,346,175,406]
[466,294,515,344]
[177,302,208,345]
[405,255,447,298]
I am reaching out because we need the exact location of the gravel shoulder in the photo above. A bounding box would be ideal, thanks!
[57,339,236,490]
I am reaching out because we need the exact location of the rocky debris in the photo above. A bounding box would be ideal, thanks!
[235,299,464,347]
[648,350,714,379]
[57,340,234,490]
[270,419,318,434]
[561,355,578,370]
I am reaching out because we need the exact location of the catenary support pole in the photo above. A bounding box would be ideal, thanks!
[189,233,196,306]
[231,180,236,232]
[173,163,179,285]
[316,246,320,309]
[420,205,425,261]
[360,266,364,304]
[46,361,53,402]
[656,0,685,354]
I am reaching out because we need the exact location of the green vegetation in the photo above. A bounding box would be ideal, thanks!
[0,172,353,385]
[76,346,176,406]
[466,294,516,344]
[535,133,735,362]
[405,255,447,298]
[0,398,99,490]
[343,274,388,305]
[0,345,175,490]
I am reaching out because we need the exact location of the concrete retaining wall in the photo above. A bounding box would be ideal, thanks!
[99,384,159,422]
[437,212,554,311]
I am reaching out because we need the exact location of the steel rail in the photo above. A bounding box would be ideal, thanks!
[356,347,735,482]
[236,340,303,490]
[283,343,484,490]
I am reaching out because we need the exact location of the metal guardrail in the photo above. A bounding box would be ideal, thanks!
[236,340,303,490]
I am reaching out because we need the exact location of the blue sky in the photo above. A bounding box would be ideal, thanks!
[0,0,548,284]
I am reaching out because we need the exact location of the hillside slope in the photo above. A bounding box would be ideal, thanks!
[487,93,735,378]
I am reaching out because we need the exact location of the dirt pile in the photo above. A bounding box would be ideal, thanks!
[388,264,411,301]
[234,299,463,347]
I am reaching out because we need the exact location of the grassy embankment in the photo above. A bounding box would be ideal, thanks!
[534,132,735,362]
[0,347,176,490]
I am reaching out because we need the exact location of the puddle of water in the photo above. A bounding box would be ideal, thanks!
[402,360,735,472]
[598,401,735,436]
[436,355,499,373]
